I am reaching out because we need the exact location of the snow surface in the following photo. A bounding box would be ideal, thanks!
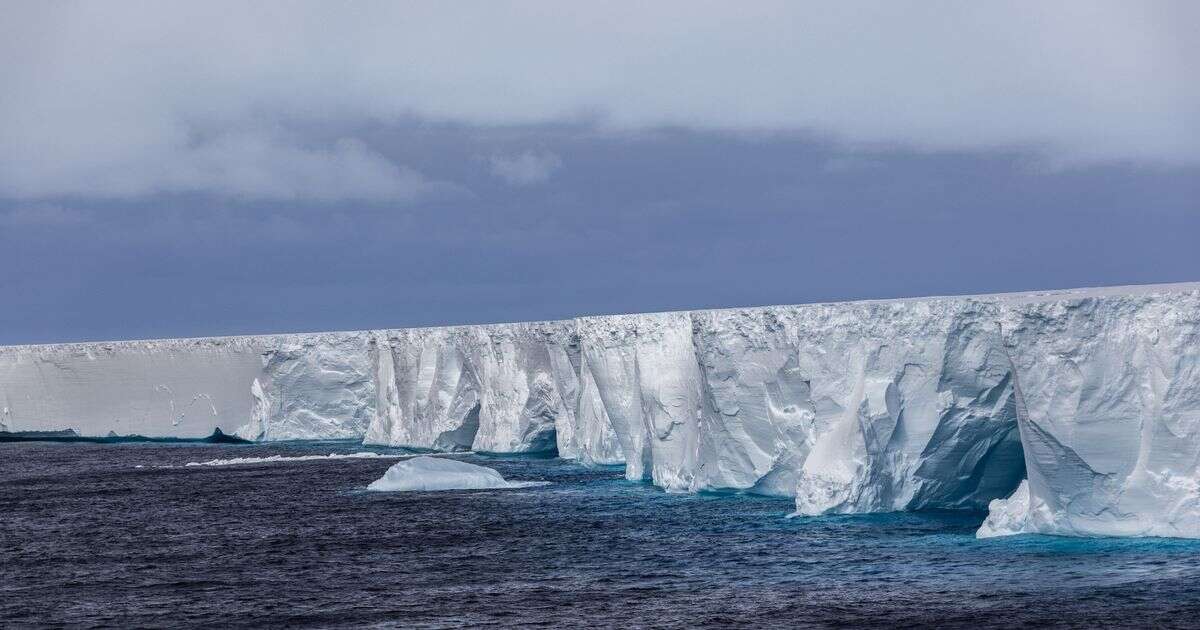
[4,281,1200,537]
[366,456,548,492]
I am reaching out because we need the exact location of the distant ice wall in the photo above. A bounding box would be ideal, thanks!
[0,332,374,440]
[0,337,267,438]
[4,283,1199,537]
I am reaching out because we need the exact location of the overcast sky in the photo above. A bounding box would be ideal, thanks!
[2,1,1198,344]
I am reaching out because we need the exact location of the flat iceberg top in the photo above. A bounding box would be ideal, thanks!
[366,456,548,492]
[3,280,1196,352]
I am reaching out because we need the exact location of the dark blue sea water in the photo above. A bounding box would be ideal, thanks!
[4,441,1200,628]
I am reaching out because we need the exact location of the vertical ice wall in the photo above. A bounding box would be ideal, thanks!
[3,283,1199,537]
[365,327,486,451]
[979,289,1200,537]
[0,337,268,438]
[577,312,703,490]
[234,333,375,441]
[363,321,577,453]
[571,300,1023,509]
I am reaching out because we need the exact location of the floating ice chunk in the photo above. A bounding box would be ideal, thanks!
[976,479,1035,538]
[185,452,404,467]
[366,456,547,492]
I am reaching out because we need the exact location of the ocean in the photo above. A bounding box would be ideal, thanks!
[4,441,1200,628]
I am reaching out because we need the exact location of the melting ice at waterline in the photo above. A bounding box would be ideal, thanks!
[4,282,1200,538]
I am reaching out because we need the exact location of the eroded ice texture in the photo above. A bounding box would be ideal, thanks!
[366,456,547,492]
[982,289,1200,538]
[4,282,1200,537]
[236,334,374,441]
[362,322,574,453]
[976,480,1035,538]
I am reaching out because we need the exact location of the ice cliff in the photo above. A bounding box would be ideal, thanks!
[2,282,1198,538]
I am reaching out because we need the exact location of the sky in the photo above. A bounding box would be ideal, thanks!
[2,1,1198,344]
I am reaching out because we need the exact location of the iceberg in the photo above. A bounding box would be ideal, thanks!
[3,281,1199,537]
[366,456,547,492]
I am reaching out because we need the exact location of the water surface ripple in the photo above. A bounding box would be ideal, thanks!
[4,442,1200,628]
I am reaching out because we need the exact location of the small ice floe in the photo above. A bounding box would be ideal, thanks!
[366,456,548,492]
[185,452,405,467]
[976,480,1035,539]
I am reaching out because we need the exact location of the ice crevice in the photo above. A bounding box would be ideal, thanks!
[3,282,1200,538]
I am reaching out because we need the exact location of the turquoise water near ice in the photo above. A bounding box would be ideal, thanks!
[4,441,1200,628]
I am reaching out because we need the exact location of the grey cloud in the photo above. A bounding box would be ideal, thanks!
[489,151,563,186]
[3,125,1196,344]
[2,126,438,202]
[0,204,91,227]
[2,1,1197,202]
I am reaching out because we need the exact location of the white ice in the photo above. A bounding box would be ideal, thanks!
[184,452,406,467]
[5,282,1200,538]
[366,456,547,492]
[976,480,1036,538]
